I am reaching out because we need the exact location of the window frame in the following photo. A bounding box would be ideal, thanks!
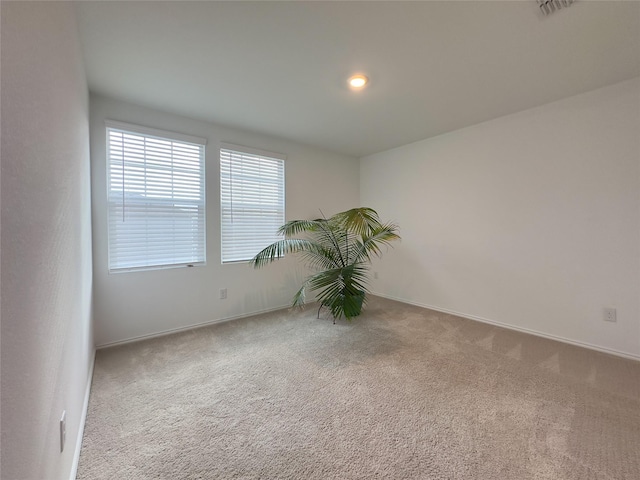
[105,120,207,273]
[219,143,286,264]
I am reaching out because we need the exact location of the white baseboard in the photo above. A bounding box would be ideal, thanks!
[69,348,96,480]
[371,292,640,362]
[96,304,291,349]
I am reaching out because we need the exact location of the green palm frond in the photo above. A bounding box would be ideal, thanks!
[299,249,341,271]
[278,219,325,237]
[314,218,347,267]
[250,238,321,268]
[331,207,382,236]
[352,223,401,263]
[292,283,307,307]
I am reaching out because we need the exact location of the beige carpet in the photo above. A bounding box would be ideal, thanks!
[77,296,640,479]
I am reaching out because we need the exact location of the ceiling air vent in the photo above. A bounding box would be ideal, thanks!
[538,0,575,16]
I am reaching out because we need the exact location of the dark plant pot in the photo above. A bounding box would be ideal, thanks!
[332,291,366,320]
[321,289,366,322]
[340,289,365,319]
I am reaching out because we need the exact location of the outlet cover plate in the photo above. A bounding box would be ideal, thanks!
[603,307,617,323]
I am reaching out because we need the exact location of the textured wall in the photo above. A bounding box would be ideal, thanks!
[1,2,94,479]
[361,78,640,358]
[90,95,360,346]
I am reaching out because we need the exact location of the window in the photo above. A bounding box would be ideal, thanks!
[220,144,285,263]
[106,121,206,272]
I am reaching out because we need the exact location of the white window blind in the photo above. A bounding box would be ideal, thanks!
[220,144,285,263]
[106,121,206,272]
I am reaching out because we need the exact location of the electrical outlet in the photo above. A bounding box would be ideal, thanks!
[60,410,66,452]
[220,288,227,300]
[603,307,617,323]
[374,271,379,279]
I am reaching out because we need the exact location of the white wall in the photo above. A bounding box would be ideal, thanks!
[361,78,640,358]
[90,95,360,346]
[1,2,94,479]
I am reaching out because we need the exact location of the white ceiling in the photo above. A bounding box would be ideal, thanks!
[74,1,640,157]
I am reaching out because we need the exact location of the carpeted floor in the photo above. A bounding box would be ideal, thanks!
[77,296,640,479]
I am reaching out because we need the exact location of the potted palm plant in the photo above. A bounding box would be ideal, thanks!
[250,207,400,322]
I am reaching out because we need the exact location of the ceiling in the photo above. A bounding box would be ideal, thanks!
[74,1,640,158]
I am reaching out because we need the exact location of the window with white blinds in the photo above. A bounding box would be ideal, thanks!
[106,121,206,272]
[220,144,285,263]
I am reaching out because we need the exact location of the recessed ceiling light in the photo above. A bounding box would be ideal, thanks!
[348,74,368,89]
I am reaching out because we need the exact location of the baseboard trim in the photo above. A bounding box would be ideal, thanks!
[69,348,96,480]
[96,304,291,349]
[371,293,640,361]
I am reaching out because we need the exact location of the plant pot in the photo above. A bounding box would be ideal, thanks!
[338,289,365,319]
[321,290,365,322]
